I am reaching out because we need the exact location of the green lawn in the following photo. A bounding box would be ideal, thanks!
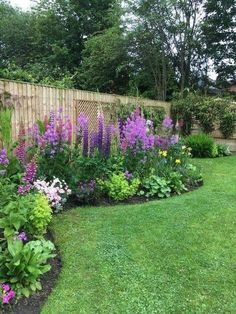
[42,157,236,314]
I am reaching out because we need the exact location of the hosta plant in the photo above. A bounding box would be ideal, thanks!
[0,239,55,298]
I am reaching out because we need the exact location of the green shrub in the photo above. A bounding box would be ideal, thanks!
[101,173,140,201]
[184,134,218,158]
[180,164,203,187]
[139,175,171,198]
[172,93,236,138]
[0,193,52,239]
[0,239,55,298]
[26,194,52,237]
[217,144,231,157]
[219,111,236,139]
[168,172,187,195]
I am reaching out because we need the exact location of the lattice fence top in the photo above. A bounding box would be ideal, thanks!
[0,79,170,141]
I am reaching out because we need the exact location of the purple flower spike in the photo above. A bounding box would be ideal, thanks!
[83,123,89,157]
[97,113,104,154]
[23,159,37,183]
[0,148,9,166]
[104,125,112,158]
[18,184,32,195]
[162,117,173,129]
[90,131,98,156]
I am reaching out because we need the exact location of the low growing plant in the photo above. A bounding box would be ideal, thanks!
[101,173,140,201]
[0,239,55,298]
[139,175,171,198]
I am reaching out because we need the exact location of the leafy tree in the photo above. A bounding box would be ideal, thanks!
[78,27,130,94]
[0,1,33,67]
[202,0,236,84]
[128,0,205,97]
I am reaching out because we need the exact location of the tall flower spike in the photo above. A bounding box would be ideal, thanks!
[90,131,98,156]
[97,112,104,154]
[0,148,9,166]
[82,122,89,157]
[23,158,37,183]
[15,123,26,165]
[104,125,112,158]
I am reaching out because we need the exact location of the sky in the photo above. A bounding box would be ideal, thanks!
[9,0,32,11]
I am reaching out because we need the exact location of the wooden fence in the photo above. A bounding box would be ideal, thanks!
[0,79,170,141]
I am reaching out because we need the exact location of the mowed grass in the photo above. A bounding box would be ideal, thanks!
[42,157,236,314]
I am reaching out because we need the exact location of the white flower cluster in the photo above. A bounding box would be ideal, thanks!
[34,177,71,211]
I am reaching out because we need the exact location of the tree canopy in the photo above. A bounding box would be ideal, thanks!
[0,0,235,98]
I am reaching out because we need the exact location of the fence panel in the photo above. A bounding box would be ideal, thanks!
[0,79,171,141]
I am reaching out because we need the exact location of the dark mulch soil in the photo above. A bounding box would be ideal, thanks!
[1,233,62,314]
[65,179,204,209]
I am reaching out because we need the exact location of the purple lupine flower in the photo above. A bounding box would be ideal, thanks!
[0,148,9,166]
[89,131,98,156]
[118,119,125,142]
[76,113,88,144]
[83,122,89,157]
[124,170,133,180]
[170,134,179,145]
[15,124,26,165]
[97,113,104,154]
[104,125,112,158]
[77,113,88,131]
[18,184,32,195]
[162,117,173,129]
[44,112,58,150]
[23,159,37,183]
[15,142,25,165]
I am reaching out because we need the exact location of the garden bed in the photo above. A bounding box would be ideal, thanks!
[66,179,204,208]
[0,107,203,308]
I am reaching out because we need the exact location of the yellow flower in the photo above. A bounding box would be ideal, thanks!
[182,145,186,150]
[162,150,168,157]
[175,159,181,164]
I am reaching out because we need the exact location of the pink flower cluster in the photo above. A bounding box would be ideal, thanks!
[1,283,15,304]
[33,177,71,210]
[15,124,26,165]
[120,112,155,152]
[18,158,37,195]
[29,110,73,155]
